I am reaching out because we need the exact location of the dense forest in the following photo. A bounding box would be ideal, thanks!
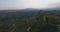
[0,10,60,32]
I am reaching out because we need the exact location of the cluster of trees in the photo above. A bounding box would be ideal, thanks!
[0,10,60,32]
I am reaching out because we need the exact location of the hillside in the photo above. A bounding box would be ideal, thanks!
[0,9,60,32]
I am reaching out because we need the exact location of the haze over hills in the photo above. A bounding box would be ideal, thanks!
[44,3,60,10]
[0,3,60,11]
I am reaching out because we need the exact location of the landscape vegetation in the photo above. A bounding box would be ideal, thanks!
[0,9,60,32]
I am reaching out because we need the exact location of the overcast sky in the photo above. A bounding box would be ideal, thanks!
[0,0,60,10]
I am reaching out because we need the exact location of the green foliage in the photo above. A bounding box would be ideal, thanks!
[0,11,60,32]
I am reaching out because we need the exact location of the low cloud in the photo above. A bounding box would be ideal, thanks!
[0,0,60,9]
[48,2,60,8]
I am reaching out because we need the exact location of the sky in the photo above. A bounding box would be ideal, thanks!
[0,0,60,10]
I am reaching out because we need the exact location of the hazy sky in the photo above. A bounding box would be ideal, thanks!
[0,0,60,10]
